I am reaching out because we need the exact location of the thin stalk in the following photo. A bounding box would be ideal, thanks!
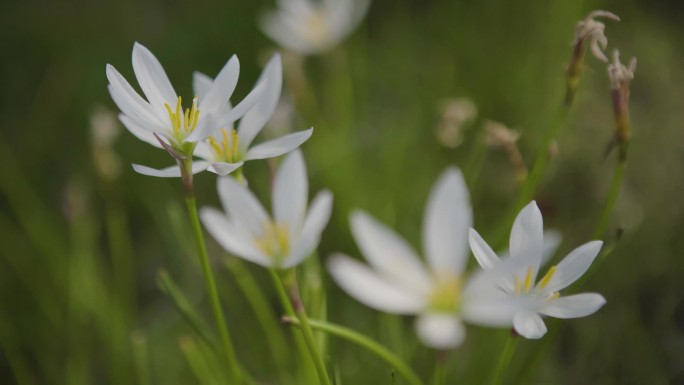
[593,160,627,239]
[269,269,319,384]
[184,194,242,384]
[490,334,519,385]
[281,273,332,385]
[283,317,426,385]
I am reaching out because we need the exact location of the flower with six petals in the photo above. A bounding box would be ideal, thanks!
[200,150,332,269]
[466,201,607,339]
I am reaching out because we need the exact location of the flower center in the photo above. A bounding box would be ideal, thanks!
[514,265,560,300]
[208,128,240,163]
[164,96,200,141]
[254,221,290,261]
[428,275,462,313]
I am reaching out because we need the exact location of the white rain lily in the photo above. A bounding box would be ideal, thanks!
[106,42,265,177]
[260,0,370,55]
[124,53,312,177]
[190,54,313,176]
[465,201,606,339]
[200,150,332,268]
[328,168,476,349]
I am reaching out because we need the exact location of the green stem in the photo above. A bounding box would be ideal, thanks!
[269,269,319,384]
[284,317,426,385]
[593,160,627,240]
[177,151,242,383]
[491,334,518,385]
[281,273,332,385]
[184,192,242,384]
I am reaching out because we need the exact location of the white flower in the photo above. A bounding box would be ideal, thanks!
[327,168,476,349]
[260,0,370,55]
[106,42,265,177]
[200,150,333,268]
[191,54,313,176]
[125,53,312,177]
[466,201,606,339]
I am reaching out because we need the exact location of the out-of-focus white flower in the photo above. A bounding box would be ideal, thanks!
[328,168,479,349]
[260,0,370,55]
[106,42,265,177]
[466,201,606,339]
[573,10,620,63]
[200,150,333,269]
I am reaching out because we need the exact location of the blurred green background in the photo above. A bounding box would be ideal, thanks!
[1,0,684,384]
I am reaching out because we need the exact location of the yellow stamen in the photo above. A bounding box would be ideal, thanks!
[208,136,222,156]
[514,276,521,295]
[523,267,534,292]
[537,265,557,290]
[175,96,182,130]
[221,128,232,161]
[547,292,560,301]
[231,130,239,158]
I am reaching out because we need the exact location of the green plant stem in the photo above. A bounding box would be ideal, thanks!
[184,195,242,384]
[593,160,627,240]
[284,317,426,385]
[280,272,332,385]
[491,334,518,385]
[269,269,319,384]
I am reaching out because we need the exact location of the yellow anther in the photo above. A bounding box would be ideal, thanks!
[175,96,182,130]
[514,276,521,295]
[221,128,232,161]
[537,265,557,290]
[163,96,201,138]
[523,267,534,293]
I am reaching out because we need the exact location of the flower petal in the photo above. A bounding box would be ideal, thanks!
[131,161,209,178]
[469,228,500,270]
[199,55,239,114]
[513,311,547,339]
[540,230,562,265]
[200,207,271,267]
[216,176,270,239]
[415,314,465,349]
[119,114,163,149]
[423,168,472,275]
[273,150,307,238]
[349,210,431,294]
[238,54,282,149]
[509,201,544,283]
[541,241,603,294]
[327,254,426,314]
[131,42,177,115]
[540,293,606,319]
[244,128,313,161]
[282,190,333,268]
[186,82,266,142]
[193,71,214,101]
[259,12,314,55]
[207,161,243,176]
[106,67,160,128]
